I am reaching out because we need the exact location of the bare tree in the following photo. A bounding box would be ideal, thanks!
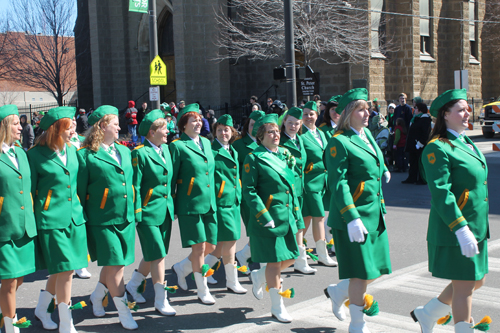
[483,1,500,54]
[214,0,388,66]
[0,82,21,106]
[7,0,76,106]
[0,15,17,79]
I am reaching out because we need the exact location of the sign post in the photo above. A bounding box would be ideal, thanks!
[149,87,159,101]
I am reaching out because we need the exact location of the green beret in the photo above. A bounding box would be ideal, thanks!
[0,104,19,122]
[138,109,164,136]
[336,88,368,114]
[249,110,265,121]
[39,106,76,130]
[88,105,119,126]
[177,103,200,120]
[373,98,378,102]
[165,113,172,117]
[161,102,170,110]
[252,113,278,137]
[413,96,423,104]
[429,89,467,118]
[328,95,342,103]
[287,107,303,120]
[303,101,318,112]
[217,114,233,127]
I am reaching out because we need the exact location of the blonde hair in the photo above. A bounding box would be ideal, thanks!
[83,114,117,152]
[0,115,16,149]
[337,100,369,131]
[146,118,168,140]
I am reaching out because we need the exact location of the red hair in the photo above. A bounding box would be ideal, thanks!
[177,112,202,133]
[37,118,72,151]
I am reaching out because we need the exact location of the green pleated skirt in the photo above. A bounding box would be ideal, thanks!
[249,225,299,263]
[178,209,218,248]
[296,196,305,230]
[428,239,488,281]
[216,205,241,242]
[0,232,36,279]
[37,221,88,274]
[332,217,392,280]
[87,221,135,266]
[302,191,325,217]
[137,217,172,262]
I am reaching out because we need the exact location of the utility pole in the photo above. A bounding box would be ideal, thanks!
[284,0,297,107]
[149,0,160,109]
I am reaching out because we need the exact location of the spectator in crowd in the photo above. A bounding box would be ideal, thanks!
[200,114,212,140]
[386,103,396,130]
[250,95,261,111]
[251,104,259,112]
[206,109,217,128]
[402,102,432,185]
[137,102,148,125]
[299,99,307,107]
[76,108,89,134]
[269,100,284,116]
[394,93,413,130]
[313,94,321,102]
[178,100,185,114]
[125,100,139,142]
[169,102,179,117]
[20,114,34,150]
[373,98,381,113]
[31,111,40,127]
[165,113,177,143]
[316,101,328,126]
[393,118,407,172]
[266,98,273,113]
[386,103,397,170]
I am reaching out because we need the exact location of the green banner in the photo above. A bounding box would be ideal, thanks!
[129,0,148,13]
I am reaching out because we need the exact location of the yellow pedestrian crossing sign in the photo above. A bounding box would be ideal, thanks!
[150,55,167,85]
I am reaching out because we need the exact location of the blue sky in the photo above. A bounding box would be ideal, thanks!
[0,0,10,16]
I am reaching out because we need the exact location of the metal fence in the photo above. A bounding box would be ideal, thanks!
[18,101,78,122]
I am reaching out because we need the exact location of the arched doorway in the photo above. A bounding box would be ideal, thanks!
[158,9,176,105]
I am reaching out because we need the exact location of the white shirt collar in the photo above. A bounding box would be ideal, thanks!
[247,134,256,142]
[303,124,316,133]
[350,126,364,136]
[56,145,67,156]
[187,134,199,143]
[147,139,161,153]
[421,113,430,118]
[446,128,465,138]
[216,138,230,149]
[264,146,279,154]
[284,132,296,140]
[1,142,14,153]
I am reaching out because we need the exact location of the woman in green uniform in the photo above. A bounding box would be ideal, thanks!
[243,114,300,323]
[279,107,315,275]
[323,88,391,333]
[77,105,138,330]
[28,107,88,333]
[0,105,37,333]
[124,110,176,316]
[232,110,265,270]
[204,114,247,294]
[301,101,337,266]
[170,103,218,305]
[411,89,491,333]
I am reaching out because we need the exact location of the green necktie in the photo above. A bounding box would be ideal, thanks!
[58,148,66,156]
[70,137,78,142]
[6,147,15,157]
[106,145,114,155]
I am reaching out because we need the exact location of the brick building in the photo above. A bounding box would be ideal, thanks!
[76,0,496,115]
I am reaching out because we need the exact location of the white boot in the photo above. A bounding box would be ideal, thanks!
[172,257,193,291]
[193,272,216,305]
[89,282,108,317]
[58,302,77,333]
[454,320,474,332]
[235,244,252,275]
[316,240,338,266]
[294,245,317,274]
[153,283,176,316]
[205,254,220,285]
[411,297,452,333]
[225,263,247,294]
[74,268,91,279]
[4,315,20,333]
[112,294,138,330]
[269,288,292,323]
[251,267,267,300]
[349,304,371,333]
[126,270,147,303]
[34,290,58,330]
[324,279,349,321]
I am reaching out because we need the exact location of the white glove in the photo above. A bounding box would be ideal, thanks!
[347,218,368,243]
[455,226,479,258]
[384,171,391,183]
[264,220,275,228]
[416,141,424,149]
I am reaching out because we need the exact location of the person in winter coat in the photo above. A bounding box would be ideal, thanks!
[125,101,138,142]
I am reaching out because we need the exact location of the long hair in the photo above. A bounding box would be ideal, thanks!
[0,115,16,150]
[337,100,369,131]
[280,113,302,136]
[36,118,72,151]
[429,99,462,147]
[83,114,117,152]
[241,117,251,137]
[322,101,338,124]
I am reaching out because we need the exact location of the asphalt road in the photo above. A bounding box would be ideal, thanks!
[10,131,500,333]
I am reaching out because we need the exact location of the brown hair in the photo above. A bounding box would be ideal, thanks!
[0,115,16,149]
[280,113,302,136]
[429,99,462,147]
[399,93,407,99]
[213,122,238,144]
[83,114,117,152]
[241,117,251,137]
[177,112,201,133]
[395,118,407,135]
[322,102,338,124]
[256,122,279,145]
[337,100,369,131]
[36,118,72,151]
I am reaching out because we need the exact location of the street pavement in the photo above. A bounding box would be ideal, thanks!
[10,129,500,333]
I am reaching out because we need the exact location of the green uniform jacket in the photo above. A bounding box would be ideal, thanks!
[301,125,328,193]
[77,143,135,226]
[169,133,217,215]
[318,122,336,140]
[279,134,306,197]
[0,148,37,242]
[232,134,259,177]
[421,133,489,246]
[132,140,174,225]
[28,144,86,230]
[325,129,387,231]
[242,145,300,238]
[212,140,242,207]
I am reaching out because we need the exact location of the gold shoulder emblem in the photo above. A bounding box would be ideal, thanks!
[427,152,436,165]
[244,163,250,173]
[428,136,439,144]
[330,146,337,157]
[77,145,88,151]
[28,144,38,151]
[114,141,123,146]
[333,130,344,137]
[171,138,180,143]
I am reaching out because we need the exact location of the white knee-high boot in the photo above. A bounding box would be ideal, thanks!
[411,297,452,333]
[324,279,350,321]
[172,256,193,291]
[34,290,58,330]
[349,304,371,333]
[225,262,247,294]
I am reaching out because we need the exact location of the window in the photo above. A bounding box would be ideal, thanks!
[370,0,386,58]
[469,0,479,63]
[420,0,432,56]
